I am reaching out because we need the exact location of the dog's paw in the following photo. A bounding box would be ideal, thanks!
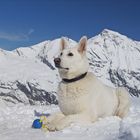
[47,122,66,131]
[55,123,66,131]
[47,123,56,131]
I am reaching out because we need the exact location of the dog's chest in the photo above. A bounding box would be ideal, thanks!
[58,82,88,115]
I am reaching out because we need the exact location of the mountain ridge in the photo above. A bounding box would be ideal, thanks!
[0,29,140,105]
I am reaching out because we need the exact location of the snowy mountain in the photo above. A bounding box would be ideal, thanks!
[0,39,76,105]
[0,29,140,105]
[88,29,140,97]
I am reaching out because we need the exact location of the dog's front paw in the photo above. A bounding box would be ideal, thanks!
[47,123,56,131]
[55,123,66,131]
[47,122,66,131]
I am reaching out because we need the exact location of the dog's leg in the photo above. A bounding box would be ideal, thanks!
[116,88,130,118]
[48,113,91,131]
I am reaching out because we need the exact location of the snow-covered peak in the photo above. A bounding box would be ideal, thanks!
[12,40,49,58]
[101,29,126,37]
[87,29,140,96]
[100,29,134,41]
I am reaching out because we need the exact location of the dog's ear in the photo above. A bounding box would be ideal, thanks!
[60,37,68,51]
[78,36,87,54]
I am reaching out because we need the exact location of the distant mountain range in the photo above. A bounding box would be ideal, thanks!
[0,29,140,105]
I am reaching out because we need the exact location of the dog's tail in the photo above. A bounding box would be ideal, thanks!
[115,88,130,118]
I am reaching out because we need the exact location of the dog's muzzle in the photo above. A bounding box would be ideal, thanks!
[54,58,61,68]
[54,58,69,70]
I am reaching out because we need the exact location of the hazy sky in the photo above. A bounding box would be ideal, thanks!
[0,0,140,50]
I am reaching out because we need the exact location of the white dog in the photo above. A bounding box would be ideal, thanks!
[47,36,130,131]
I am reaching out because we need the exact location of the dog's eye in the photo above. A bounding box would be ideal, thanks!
[68,52,73,56]
[60,52,63,56]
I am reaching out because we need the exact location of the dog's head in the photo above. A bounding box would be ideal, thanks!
[54,36,89,79]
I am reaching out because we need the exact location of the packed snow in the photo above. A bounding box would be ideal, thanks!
[0,98,140,140]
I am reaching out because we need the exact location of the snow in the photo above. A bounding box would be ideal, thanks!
[0,29,140,139]
[0,48,58,104]
[0,99,140,140]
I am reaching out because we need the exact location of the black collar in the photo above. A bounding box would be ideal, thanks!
[62,72,87,83]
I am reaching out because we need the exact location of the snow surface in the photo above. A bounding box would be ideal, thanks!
[0,99,140,140]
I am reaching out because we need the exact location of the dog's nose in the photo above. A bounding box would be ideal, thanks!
[54,58,61,65]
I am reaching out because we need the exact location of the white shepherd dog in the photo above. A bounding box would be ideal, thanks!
[47,36,130,131]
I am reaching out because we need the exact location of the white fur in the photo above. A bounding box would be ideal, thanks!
[47,36,130,131]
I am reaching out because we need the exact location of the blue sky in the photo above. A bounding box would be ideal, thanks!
[0,0,140,50]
